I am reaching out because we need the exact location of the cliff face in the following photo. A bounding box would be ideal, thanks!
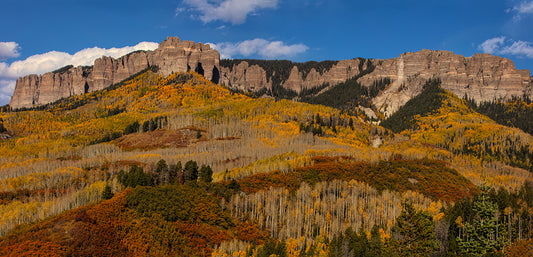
[358,50,533,116]
[9,37,220,109]
[10,40,532,115]
[219,59,364,94]
[220,50,532,116]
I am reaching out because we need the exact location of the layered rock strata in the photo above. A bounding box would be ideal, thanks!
[11,41,532,116]
[10,37,220,109]
[359,50,533,116]
[219,59,366,94]
[220,50,532,116]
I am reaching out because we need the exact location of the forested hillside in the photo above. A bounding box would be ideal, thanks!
[0,68,532,256]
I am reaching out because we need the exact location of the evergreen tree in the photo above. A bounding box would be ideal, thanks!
[228,178,240,192]
[391,201,439,257]
[155,159,169,185]
[457,185,500,256]
[118,165,153,188]
[124,121,139,134]
[0,118,7,133]
[199,165,213,183]
[101,184,114,200]
[142,120,150,132]
[149,119,157,131]
[315,113,323,126]
[368,224,383,256]
[183,161,198,182]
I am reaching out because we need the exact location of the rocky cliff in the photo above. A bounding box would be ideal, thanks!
[359,50,533,116]
[10,39,532,116]
[219,59,366,94]
[9,37,220,109]
[220,50,532,116]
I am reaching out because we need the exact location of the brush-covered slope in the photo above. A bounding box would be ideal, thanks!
[1,69,533,256]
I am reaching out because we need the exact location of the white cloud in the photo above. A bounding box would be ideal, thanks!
[0,41,158,106]
[0,42,20,61]
[0,80,15,105]
[208,38,308,59]
[182,0,278,25]
[479,36,505,54]
[511,1,533,20]
[479,36,533,59]
[501,40,533,58]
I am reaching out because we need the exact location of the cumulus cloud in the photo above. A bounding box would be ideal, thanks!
[479,36,533,58]
[0,41,158,106]
[510,1,533,20]
[0,42,20,61]
[182,0,278,24]
[0,80,15,105]
[478,37,506,54]
[208,38,308,59]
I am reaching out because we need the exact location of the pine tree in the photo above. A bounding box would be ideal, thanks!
[457,185,500,256]
[368,224,383,256]
[392,201,439,257]
[0,118,7,133]
[142,120,150,132]
[102,184,114,200]
[155,159,169,185]
[199,165,213,183]
[183,161,198,182]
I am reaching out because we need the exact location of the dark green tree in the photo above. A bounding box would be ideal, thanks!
[155,159,169,185]
[457,185,500,256]
[118,165,153,188]
[199,165,213,183]
[228,178,240,192]
[368,224,383,256]
[142,120,150,132]
[183,161,198,182]
[124,121,139,134]
[149,119,157,131]
[0,118,7,133]
[315,113,323,126]
[391,201,439,257]
[256,238,287,257]
[101,184,114,200]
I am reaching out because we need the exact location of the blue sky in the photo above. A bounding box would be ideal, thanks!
[1,0,533,105]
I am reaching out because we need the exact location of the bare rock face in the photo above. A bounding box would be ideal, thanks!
[151,37,220,82]
[10,42,532,117]
[220,58,364,94]
[9,37,220,109]
[219,62,272,92]
[358,50,533,116]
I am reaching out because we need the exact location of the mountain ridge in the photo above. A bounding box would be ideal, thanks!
[9,36,533,119]
[9,37,220,109]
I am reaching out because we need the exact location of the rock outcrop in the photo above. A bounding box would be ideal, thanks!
[10,40,532,117]
[9,37,220,109]
[220,50,532,116]
[358,50,533,116]
[219,59,365,94]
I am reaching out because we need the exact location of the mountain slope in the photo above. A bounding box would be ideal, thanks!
[1,67,533,256]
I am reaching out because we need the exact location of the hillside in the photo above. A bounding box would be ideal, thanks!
[1,67,533,256]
